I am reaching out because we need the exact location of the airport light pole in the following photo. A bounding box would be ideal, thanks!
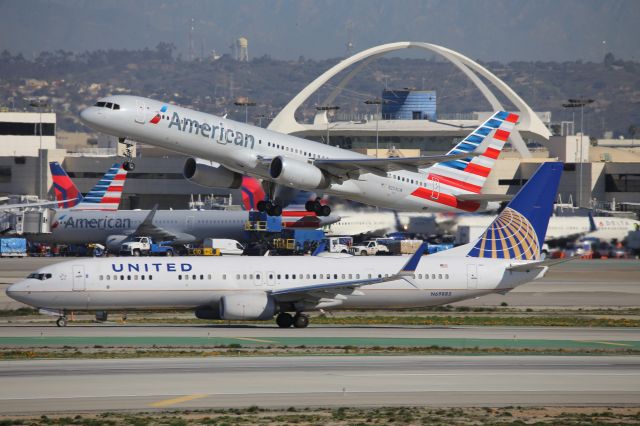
[562,98,594,208]
[29,100,50,200]
[316,105,340,145]
[234,99,256,123]
[364,98,385,158]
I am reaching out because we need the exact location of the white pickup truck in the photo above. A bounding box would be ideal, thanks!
[350,240,389,256]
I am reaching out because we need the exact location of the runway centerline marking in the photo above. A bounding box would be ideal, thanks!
[232,337,277,344]
[149,393,207,408]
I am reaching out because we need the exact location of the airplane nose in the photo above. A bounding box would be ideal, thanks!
[6,281,30,305]
[79,107,94,125]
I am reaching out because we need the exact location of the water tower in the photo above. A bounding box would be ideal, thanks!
[235,37,249,62]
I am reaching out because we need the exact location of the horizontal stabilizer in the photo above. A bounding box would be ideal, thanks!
[506,255,581,273]
[456,193,513,202]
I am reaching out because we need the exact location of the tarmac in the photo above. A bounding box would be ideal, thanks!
[0,356,638,413]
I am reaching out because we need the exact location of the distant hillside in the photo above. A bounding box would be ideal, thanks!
[0,47,638,138]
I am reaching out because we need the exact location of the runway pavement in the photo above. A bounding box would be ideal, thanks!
[0,356,637,413]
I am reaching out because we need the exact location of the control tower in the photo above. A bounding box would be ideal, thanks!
[235,37,249,62]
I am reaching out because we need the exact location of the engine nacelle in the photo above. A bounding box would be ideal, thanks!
[105,235,130,252]
[219,292,276,321]
[269,156,329,190]
[183,158,243,189]
[194,304,222,320]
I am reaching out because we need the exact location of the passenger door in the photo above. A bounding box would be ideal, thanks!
[72,265,86,291]
[431,177,440,200]
[253,271,264,287]
[135,100,146,124]
[266,271,275,287]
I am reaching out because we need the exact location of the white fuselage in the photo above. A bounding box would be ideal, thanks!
[453,215,640,242]
[325,211,438,236]
[8,253,545,312]
[80,95,485,213]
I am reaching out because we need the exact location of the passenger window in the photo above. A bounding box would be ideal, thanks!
[178,275,182,280]
[192,275,196,280]
[438,274,442,279]
[127,275,131,281]
[141,275,145,281]
[185,275,189,281]
[312,274,316,279]
[348,274,352,279]
[243,274,247,280]
[208,274,212,280]
[285,274,289,279]
[223,274,227,280]
[134,275,138,280]
[432,274,436,279]
[256,274,260,280]
[99,275,103,281]
[149,275,153,281]
[120,275,124,280]
[292,274,296,279]
[106,275,110,281]
[445,274,449,279]
[236,274,240,280]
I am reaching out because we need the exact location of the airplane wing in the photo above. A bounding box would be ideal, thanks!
[132,205,179,241]
[313,152,477,176]
[270,243,428,302]
[506,255,581,273]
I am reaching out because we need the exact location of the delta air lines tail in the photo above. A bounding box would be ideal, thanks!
[49,162,127,211]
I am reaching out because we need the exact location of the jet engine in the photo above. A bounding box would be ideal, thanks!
[105,235,130,252]
[219,292,276,321]
[269,156,329,190]
[194,304,221,320]
[183,158,243,189]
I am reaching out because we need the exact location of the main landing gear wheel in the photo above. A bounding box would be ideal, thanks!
[305,198,331,217]
[293,313,309,328]
[258,200,282,216]
[276,312,294,328]
[56,317,68,327]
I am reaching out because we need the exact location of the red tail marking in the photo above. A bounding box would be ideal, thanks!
[505,113,519,123]
[494,129,511,142]
[464,162,491,178]
[482,147,501,160]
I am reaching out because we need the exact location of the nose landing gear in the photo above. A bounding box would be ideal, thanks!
[56,316,67,327]
[119,137,136,171]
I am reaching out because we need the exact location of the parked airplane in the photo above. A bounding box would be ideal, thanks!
[80,96,515,216]
[8,162,566,328]
[324,210,438,237]
[451,212,640,244]
[32,163,339,250]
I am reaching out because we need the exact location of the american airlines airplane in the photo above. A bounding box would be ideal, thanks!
[8,162,566,328]
[79,96,516,216]
[33,163,339,250]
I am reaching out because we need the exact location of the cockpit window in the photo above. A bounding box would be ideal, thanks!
[94,101,120,110]
[27,272,52,280]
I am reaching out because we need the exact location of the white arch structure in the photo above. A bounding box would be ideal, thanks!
[268,41,551,158]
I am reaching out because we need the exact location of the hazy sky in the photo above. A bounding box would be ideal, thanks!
[1,0,638,62]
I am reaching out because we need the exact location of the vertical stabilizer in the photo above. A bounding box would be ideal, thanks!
[73,163,128,211]
[467,162,563,260]
[49,161,82,208]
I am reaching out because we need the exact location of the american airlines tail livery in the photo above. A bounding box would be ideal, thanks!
[8,162,566,328]
[80,96,516,216]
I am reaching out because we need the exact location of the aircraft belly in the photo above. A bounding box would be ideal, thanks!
[84,290,223,310]
[339,288,492,309]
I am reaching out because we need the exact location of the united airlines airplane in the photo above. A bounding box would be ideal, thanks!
[80,96,516,216]
[8,162,566,328]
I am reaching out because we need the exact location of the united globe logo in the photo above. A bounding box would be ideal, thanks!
[467,207,539,260]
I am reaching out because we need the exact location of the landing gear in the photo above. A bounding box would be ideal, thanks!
[293,313,309,328]
[276,312,294,328]
[305,198,331,217]
[119,137,135,171]
[257,200,282,216]
[275,312,309,328]
[56,316,67,327]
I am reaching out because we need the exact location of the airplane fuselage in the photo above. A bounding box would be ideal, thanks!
[80,95,489,213]
[7,255,544,312]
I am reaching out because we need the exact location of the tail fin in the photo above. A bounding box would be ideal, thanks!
[239,176,266,210]
[467,162,563,261]
[74,163,127,211]
[50,161,82,208]
[428,111,518,194]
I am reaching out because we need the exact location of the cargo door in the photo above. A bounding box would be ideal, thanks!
[135,100,146,124]
[186,215,194,231]
[72,265,86,291]
[467,264,478,289]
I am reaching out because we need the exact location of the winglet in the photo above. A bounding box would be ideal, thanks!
[399,242,429,275]
[312,241,327,256]
[588,212,597,232]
